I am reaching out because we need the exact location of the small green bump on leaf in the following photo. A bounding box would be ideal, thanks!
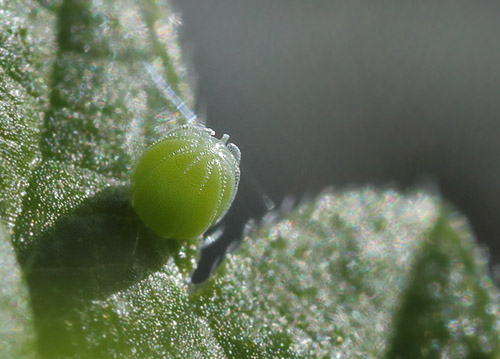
[131,124,241,241]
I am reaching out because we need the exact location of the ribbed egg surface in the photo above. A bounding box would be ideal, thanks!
[131,124,241,241]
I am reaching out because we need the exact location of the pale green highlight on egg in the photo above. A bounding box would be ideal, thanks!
[131,124,241,240]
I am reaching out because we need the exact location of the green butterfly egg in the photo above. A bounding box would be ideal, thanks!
[131,124,241,240]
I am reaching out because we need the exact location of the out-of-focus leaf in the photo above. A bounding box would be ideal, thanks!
[387,213,500,358]
[0,224,38,359]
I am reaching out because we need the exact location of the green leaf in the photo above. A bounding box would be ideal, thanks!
[388,212,500,358]
[24,189,500,358]
[0,224,38,359]
[199,190,500,358]
[0,1,499,359]
[0,0,48,230]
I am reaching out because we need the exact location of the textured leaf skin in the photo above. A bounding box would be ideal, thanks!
[0,1,499,359]
[26,189,500,359]
[0,0,50,230]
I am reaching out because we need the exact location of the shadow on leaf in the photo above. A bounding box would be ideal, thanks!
[22,186,179,357]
